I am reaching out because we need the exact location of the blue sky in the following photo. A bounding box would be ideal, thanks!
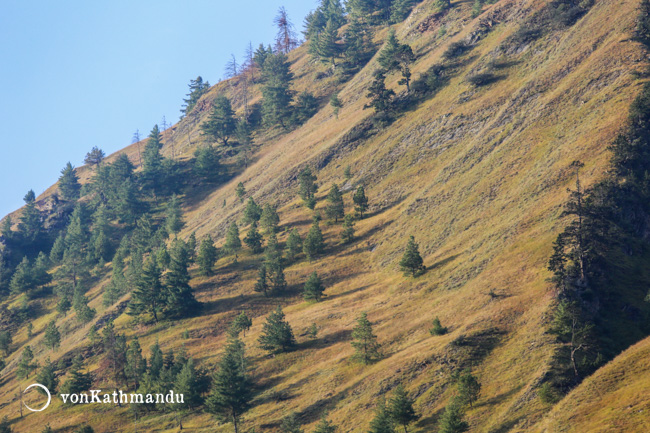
[0,0,316,218]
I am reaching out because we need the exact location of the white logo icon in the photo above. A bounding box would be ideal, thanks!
[23,384,51,412]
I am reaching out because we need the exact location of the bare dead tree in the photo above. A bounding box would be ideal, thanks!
[225,54,239,79]
[274,6,298,54]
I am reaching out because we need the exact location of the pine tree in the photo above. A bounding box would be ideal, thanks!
[36,358,58,395]
[281,412,304,433]
[0,416,11,433]
[181,76,210,117]
[389,385,418,433]
[365,69,395,119]
[236,182,246,202]
[44,320,61,351]
[101,321,128,387]
[166,195,184,235]
[293,91,319,125]
[551,300,593,379]
[258,305,296,354]
[303,272,325,302]
[260,204,281,233]
[176,358,204,408]
[254,265,270,296]
[198,235,219,276]
[399,236,425,277]
[351,312,381,364]
[10,256,32,294]
[437,398,469,433]
[342,18,373,70]
[58,162,81,201]
[313,415,337,433]
[206,337,252,433]
[430,317,448,336]
[264,232,283,266]
[230,312,253,337]
[202,95,236,145]
[125,338,147,390]
[156,245,171,270]
[194,144,221,182]
[61,355,92,394]
[187,231,197,262]
[330,92,343,119]
[225,222,242,254]
[243,197,262,225]
[84,146,106,168]
[129,257,165,322]
[0,331,11,356]
[262,52,295,127]
[285,229,303,262]
[303,219,325,261]
[313,19,341,66]
[341,214,355,244]
[18,189,43,244]
[268,260,288,295]
[165,240,200,318]
[298,167,318,209]
[244,221,264,253]
[16,345,37,379]
[369,398,396,433]
[326,184,345,223]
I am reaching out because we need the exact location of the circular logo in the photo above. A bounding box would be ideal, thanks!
[23,384,51,412]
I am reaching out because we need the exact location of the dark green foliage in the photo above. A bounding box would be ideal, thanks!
[430,317,448,336]
[206,337,252,433]
[310,19,342,66]
[364,69,395,120]
[10,256,32,294]
[125,338,146,390]
[281,412,304,433]
[201,95,236,145]
[351,312,381,364]
[264,232,283,266]
[268,260,288,295]
[389,385,418,432]
[0,417,11,433]
[84,146,105,168]
[101,321,128,387]
[129,257,165,322]
[0,331,11,356]
[44,320,61,351]
[399,236,425,277]
[181,76,210,117]
[378,30,416,91]
[303,219,325,261]
[187,231,197,262]
[538,382,560,404]
[342,18,373,72]
[330,93,343,119]
[61,355,92,394]
[341,214,355,244]
[254,44,273,69]
[325,183,345,223]
[313,415,337,433]
[36,358,58,395]
[303,271,325,301]
[166,194,184,235]
[292,91,319,125]
[390,0,415,23]
[193,144,221,182]
[244,221,264,253]
[58,162,81,201]
[198,235,219,276]
[165,240,200,318]
[18,189,43,244]
[369,398,395,433]
[156,245,171,270]
[261,52,295,128]
[298,167,318,209]
[260,204,280,234]
[472,0,483,17]
[258,305,296,354]
[435,0,452,11]
[74,426,94,433]
[142,125,167,196]
[638,0,650,45]
[243,197,262,225]
[285,229,303,262]
[41,424,53,433]
[254,265,270,296]
[443,41,470,60]
[230,312,253,337]
[437,398,468,433]
[175,358,204,408]
[225,222,242,253]
[454,370,481,408]
[236,182,246,202]
[550,300,593,380]
[16,345,37,379]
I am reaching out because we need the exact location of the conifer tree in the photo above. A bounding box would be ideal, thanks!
[437,398,469,433]
[365,69,395,119]
[129,257,165,322]
[264,232,283,266]
[285,229,303,262]
[0,331,11,356]
[254,265,270,297]
[84,146,106,168]
[303,271,325,301]
[10,256,32,294]
[399,236,425,277]
[378,30,415,91]
[230,312,253,337]
[313,19,342,66]
[58,162,81,201]
[281,412,304,433]
[193,144,221,181]
[187,231,197,262]
[36,358,58,395]
[156,245,171,270]
[125,338,147,390]
[18,189,43,244]
[243,197,262,225]
[16,345,37,379]
[455,371,481,408]
[198,235,219,276]
[44,320,61,351]
[298,167,318,209]
[0,416,11,433]
[369,398,396,433]
[343,18,373,70]
[181,76,210,117]
[207,337,252,433]
[61,355,92,394]
[260,204,281,233]
[166,195,184,235]
[201,95,236,145]
[389,385,419,433]
[244,221,264,253]
[351,312,381,364]
[313,415,337,433]
[303,219,325,261]
[220,227,239,261]
[165,240,200,318]
[341,214,356,244]
[176,358,204,408]
[142,125,165,195]
[326,184,345,223]
[430,317,448,336]
[268,261,288,295]
[258,305,296,354]
[262,52,295,127]
[236,182,246,202]
[330,93,343,119]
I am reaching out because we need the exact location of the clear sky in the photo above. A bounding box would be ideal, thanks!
[0,0,316,218]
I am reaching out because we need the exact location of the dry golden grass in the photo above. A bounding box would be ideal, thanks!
[0,0,647,431]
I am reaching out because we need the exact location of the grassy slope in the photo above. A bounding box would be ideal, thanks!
[0,0,646,431]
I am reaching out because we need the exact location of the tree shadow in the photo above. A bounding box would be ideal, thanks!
[428,254,461,271]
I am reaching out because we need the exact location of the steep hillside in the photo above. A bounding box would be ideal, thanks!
[1,0,648,432]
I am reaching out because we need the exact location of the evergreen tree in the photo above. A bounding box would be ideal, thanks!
[313,415,337,433]
[303,219,325,261]
[378,30,415,91]
[430,317,448,336]
[187,231,197,262]
[261,52,295,128]
[244,221,264,253]
[201,95,236,145]
[550,300,593,379]
[230,312,253,337]
[74,426,94,433]
[104,251,127,306]
[285,228,303,262]
[342,18,373,71]
[0,416,11,433]
[44,320,61,351]
[369,398,395,433]
[258,305,296,354]
[438,398,468,433]
[41,424,53,433]
[389,385,418,433]
[166,195,184,235]
[312,19,342,66]
[175,358,204,408]
[326,183,345,223]
[455,371,481,408]
[303,271,325,301]
[298,167,318,209]
[193,144,221,182]
[125,338,146,390]
[129,257,165,322]
[61,355,92,394]
[84,146,106,168]
[225,222,242,253]
[293,91,319,125]
[102,321,128,387]
[281,412,304,433]
[260,204,281,234]
[142,125,165,195]
[206,337,252,433]
[16,345,37,379]
[58,162,81,201]
[0,331,11,356]
[18,189,43,244]
[10,256,32,294]
[254,265,270,297]
[243,197,262,225]
[399,236,425,277]
[341,214,355,244]
[156,245,171,270]
[198,235,219,276]
[165,240,200,318]
[236,182,246,202]
[268,260,288,295]
[365,69,395,119]
[181,76,210,117]
[264,232,283,266]
[351,312,381,364]
[36,358,58,395]
[330,92,343,119]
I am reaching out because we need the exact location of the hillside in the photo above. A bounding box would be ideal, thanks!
[1,0,649,432]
